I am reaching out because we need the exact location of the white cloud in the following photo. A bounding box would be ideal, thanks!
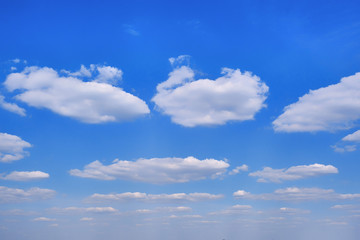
[233,187,360,202]
[69,156,229,184]
[12,59,20,64]
[86,192,224,203]
[273,72,360,132]
[0,171,49,181]
[249,163,338,183]
[51,207,118,214]
[80,217,94,221]
[152,58,269,127]
[209,204,252,215]
[342,130,360,142]
[279,207,311,215]
[331,144,356,153]
[0,133,31,163]
[0,95,26,116]
[33,217,56,222]
[123,24,140,36]
[229,164,249,175]
[4,65,149,123]
[168,55,191,67]
[0,186,55,203]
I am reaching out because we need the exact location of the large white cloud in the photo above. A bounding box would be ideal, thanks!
[233,187,360,201]
[69,156,229,184]
[4,65,149,123]
[273,73,360,132]
[86,192,223,203]
[249,163,338,183]
[152,58,269,127]
[0,133,31,163]
[0,171,49,181]
[0,186,55,203]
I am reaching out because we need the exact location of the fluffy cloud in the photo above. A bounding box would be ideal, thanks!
[69,156,229,184]
[0,133,31,163]
[249,163,338,183]
[0,186,55,203]
[4,65,149,123]
[233,187,360,201]
[0,95,26,116]
[152,58,269,127]
[229,164,249,175]
[86,192,223,203]
[273,72,360,132]
[0,171,49,181]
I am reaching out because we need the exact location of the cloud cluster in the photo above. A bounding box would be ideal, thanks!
[233,187,360,202]
[0,133,31,163]
[273,72,360,132]
[86,192,223,203]
[69,156,229,184]
[0,171,49,181]
[249,163,338,183]
[0,186,55,203]
[4,65,149,123]
[152,59,269,127]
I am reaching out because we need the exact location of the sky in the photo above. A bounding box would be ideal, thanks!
[1,0,360,239]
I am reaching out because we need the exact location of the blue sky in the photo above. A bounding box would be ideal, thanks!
[1,0,360,239]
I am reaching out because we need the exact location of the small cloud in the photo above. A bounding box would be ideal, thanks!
[331,144,356,153]
[0,171,49,181]
[12,59,20,64]
[33,217,56,222]
[229,164,248,175]
[123,24,140,36]
[80,217,93,221]
[0,95,26,117]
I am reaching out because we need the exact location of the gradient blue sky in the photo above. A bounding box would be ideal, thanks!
[1,0,360,239]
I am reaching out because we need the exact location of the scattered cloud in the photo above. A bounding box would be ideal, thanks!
[69,156,229,184]
[86,192,224,203]
[0,95,26,116]
[0,133,31,163]
[0,186,55,203]
[249,163,338,183]
[33,217,56,222]
[152,57,269,127]
[0,171,49,181]
[4,65,149,123]
[80,217,93,221]
[50,207,118,214]
[209,204,252,215]
[279,207,311,215]
[233,187,360,201]
[12,59,20,64]
[273,72,360,132]
[331,144,356,153]
[229,164,249,175]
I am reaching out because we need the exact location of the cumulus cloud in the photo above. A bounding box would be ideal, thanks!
[273,72,360,132]
[229,164,249,175]
[86,192,223,203]
[249,163,338,183]
[233,187,360,202]
[0,95,26,116]
[3,65,149,123]
[0,133,31,163]
[0,186,55,203]
[0,171,49,181]
[342,130,360,142]
[152,57,269,127]
[69,156,229,184]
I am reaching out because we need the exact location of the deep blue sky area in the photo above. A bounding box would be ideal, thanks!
[0,1,360,240]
